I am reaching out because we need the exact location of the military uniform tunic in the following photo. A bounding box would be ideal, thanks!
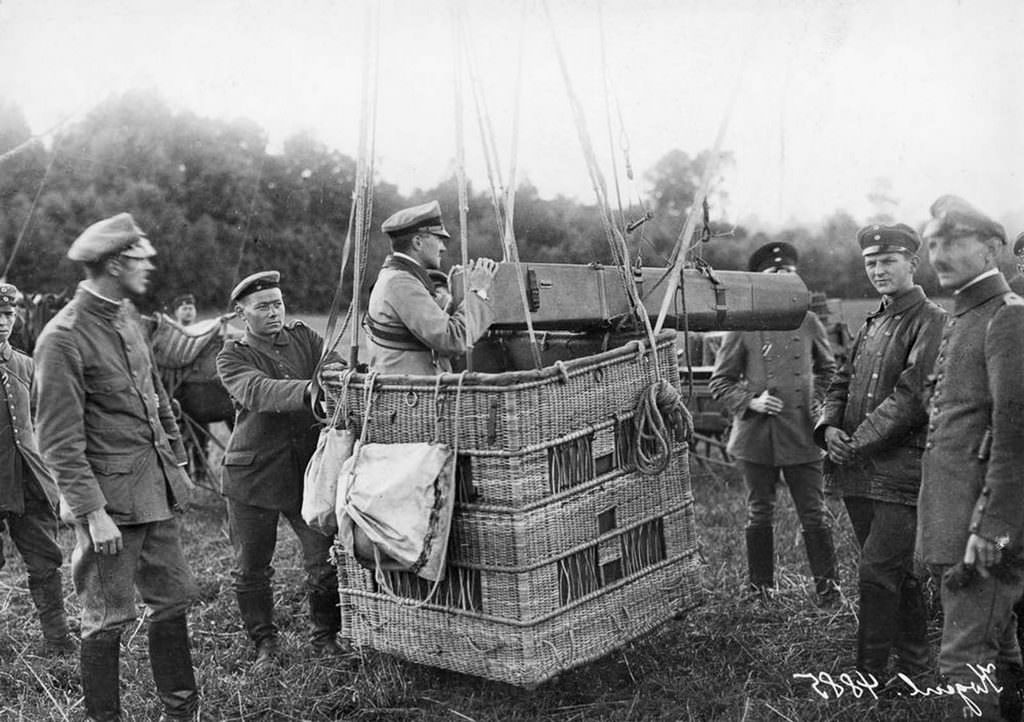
[710,312,836,465]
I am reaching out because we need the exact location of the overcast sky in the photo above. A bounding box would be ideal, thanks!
[1,0,1022,234]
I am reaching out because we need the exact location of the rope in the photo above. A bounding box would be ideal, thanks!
[229,157,264,290]
[452,0,475,371]
[3,135,61,280]
[631,380,693,476]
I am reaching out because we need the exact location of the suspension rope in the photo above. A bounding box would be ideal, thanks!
[598,1,627,236]
[230,157,264,290]
[3,135,61,281]
[452,0,474,371]
[652,39,754,336]
[543,0,660,372]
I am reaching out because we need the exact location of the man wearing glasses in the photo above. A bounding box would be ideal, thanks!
[710,242,840,606]
[34,213,199,721]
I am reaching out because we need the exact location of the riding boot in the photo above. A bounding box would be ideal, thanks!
[148,615,198,720]
[235,588,276,645]
[28,573,75,654]
[81,630,122,722]
[309,589,346,654]
[893,575,930,677]
[745,527,774,599]
[856,583,899,679]
[802,528,840,606]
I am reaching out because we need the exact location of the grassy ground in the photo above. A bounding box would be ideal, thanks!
[1,450,955,721]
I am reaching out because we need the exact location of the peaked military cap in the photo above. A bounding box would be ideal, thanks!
[171,293,196,310]
[0,282,19,312]
[748,242,798,273]
[67,212,156,262]
[381,200,451,239]
[857,223,920,256]
[230,270,281,306]
[1014,232,1024,257]
[921,194,1006,245]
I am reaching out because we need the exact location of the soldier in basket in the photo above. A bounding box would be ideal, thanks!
[34,213,199,721]
[0,281,76,657]
[917,195,1024,719]
[814,224,945,683]
[1008,232,1024,296]
[216,271,348,669]
[366,200,498,374]
[169,293,197,327]
[709,242,841,606]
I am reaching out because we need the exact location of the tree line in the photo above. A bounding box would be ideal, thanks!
[0,90,959,314]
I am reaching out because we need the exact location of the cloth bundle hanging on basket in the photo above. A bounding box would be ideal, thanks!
[301,370,356,536]
[335,373,460,584]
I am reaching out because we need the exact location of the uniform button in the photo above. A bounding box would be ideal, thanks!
[871,373,879,379]
[926,442,934,449]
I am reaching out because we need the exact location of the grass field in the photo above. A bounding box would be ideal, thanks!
[1,454,955,721]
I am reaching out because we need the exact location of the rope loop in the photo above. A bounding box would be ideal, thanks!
[631,380,693,475]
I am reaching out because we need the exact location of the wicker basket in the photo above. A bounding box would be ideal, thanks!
[328,330,703,685]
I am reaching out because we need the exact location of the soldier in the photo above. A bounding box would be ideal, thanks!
[1009,232,1024,296]
[366,200,497,374]
[170,293,197,327]
[216,271,347,668]
[0,282,75,655]
[34,213,198,721]
[709,242,840,606]
[918,195,1024,719]
[814,224,945,682]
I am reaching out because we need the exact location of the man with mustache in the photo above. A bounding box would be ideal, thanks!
[918,195,1024,719]
[815,224,945,683]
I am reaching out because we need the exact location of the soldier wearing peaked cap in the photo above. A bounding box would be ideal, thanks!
[366,200,498,375]
[216,270,349,669]
[33,213,199,720]
[710,242,840,607]
[815,223,945,680]
[0,281,75,657]
[917,195,1024,718]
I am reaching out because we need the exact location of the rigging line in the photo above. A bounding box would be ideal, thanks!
[653,32,756,336]
[348,0,381,368]
[459,6,507,250]
[0,111,80,166]
[543,0,660,367]
[501,0,542,370]
[452,0,474,370]
[3,135,62,281]
[598,0,627,236]
[230,156,264,290]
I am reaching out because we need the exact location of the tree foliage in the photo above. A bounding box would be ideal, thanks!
[0,91,935,313]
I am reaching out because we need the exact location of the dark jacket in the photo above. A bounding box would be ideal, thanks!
[918,273,1024,564]
[710,312,836,466]
[34,285,191,523]
[216,321,322,511]
[814,286,946,505]
[0,343,60,514]
[1008,272,1024,296]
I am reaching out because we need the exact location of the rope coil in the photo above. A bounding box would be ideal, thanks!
[631,380,693,475]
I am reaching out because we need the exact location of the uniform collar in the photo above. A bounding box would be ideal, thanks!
[245,326,291,347]
[0,342,10,362]
[870,285,925,318]
[75,282,126,321]
[952,272,1010,316]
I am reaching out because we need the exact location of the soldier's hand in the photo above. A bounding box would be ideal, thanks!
[320,362,348,385]
[748,390,783,416]
[824,426,857,465]
[964,533,1002,578]
[467,258,498,293]
[85,508,123,555]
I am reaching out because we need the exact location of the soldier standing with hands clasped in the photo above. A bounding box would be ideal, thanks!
[814,224,945,683]
[710,242,840,606]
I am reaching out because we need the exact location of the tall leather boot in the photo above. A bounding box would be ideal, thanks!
[148,615,198,720]
[28,573,75,654]
[802,528,840,606]
[856,583,900,680]
[893,575,930,677]
[309,589,346,655]
[745,527,775,600]
[235,588,278,667]
[81,629,122,722]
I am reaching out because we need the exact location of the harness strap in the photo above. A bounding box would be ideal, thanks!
[364,313,429,352]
